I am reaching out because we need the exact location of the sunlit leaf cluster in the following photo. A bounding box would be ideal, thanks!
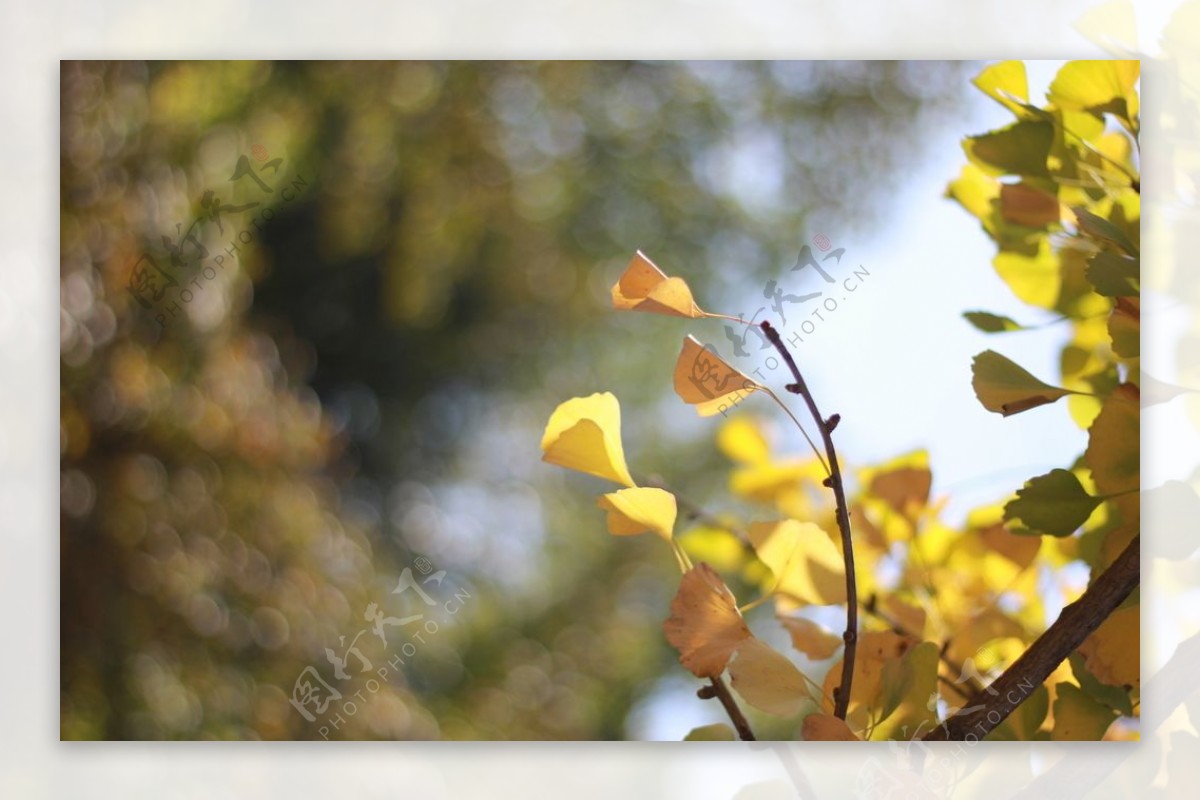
[541,60,1140,742]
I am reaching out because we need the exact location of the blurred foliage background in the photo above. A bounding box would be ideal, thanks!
[59,60,973,739]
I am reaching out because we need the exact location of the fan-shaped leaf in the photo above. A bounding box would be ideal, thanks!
[597,487,677,540]
[541,392,636,487]
[747,520,846,607]
[728,638,812,717]
[674,335,761,417]
[663,563,752,678]
[611,251,705,317]
[972,350,1074,416]
[964,311,1025,333]
[1004,469,1101,537]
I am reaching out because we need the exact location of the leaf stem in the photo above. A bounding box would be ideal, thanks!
[763,387,830,474]
[759,320,858,720]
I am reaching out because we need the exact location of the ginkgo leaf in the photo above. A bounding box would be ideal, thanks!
[945,163,1000,227]
[987,684,1049,741]
[1108,297,1139,359]
[1048,60,1139,122]
[822,630,919,728]
[999,182,1061,227]
[780,616,843,661]
[972,350,1074,416]
[874,641,939,740]
[541,392,636,487]
[1084,383,1139,496]
[717,416,771,464]
[677,526,746,573]
[611,251,705,318]
[1086,252,1139,297]
[963,311,1025,333]
[993,240,1061,309]
[683,723,735,741]
[1052,682,1118,741]
[1073,207,1139,258]
[978,520,1041,569]
[663,563,752,678]
[731,459,826,505]
[879,595,927,639]
[1078,604,1139,689]
[747,520,846,607]
[862,450,931,519]
[963,120,1053,178]
[674,335,761,417]
[597,487,677,540]
[801,713,859,741]
[972,60,1030,116]
[1069,653,1134,717]
[728,638,812,717]
[1003,469,1101,537]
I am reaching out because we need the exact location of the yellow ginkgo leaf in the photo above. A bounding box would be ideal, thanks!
[541,392,635,487]
[780,615,843,660]
[1048,60,1140,121]
[1077,604,1139,689]
[716,415,771,464]
[747,520,847,608]
[611,251,705,318]
[1052,682,1118,741]
[879,594,927,639]
[821,630,920,730]
[801,713,860,741]
[663,562,752,678]
[674,335,761,417]
[972,60,1030,116]
[728,638,812,717]
[946,163,1000,230]
[731,459,826,505]
[597,487,677,540]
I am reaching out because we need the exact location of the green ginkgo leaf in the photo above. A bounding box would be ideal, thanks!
[1052,682,1118,741]
[1073,207,1139,258]
[1085,252,1139,297]
[963,311,1025,333]
[963,120,1054,178]
[1004,469,1101,537]
[971,350,1075,416]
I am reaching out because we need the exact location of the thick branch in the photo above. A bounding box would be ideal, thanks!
[699,677,756,741]
[759,320,858,720]
[924,535,1140,741]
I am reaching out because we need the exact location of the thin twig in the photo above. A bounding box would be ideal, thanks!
[923,535,1140,741]
[759,320,858,720]
[700,677,757,741]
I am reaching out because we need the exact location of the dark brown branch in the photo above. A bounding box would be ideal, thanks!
[924,535,1140,741]
[699,676,756,741]
[759,320,858,720]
